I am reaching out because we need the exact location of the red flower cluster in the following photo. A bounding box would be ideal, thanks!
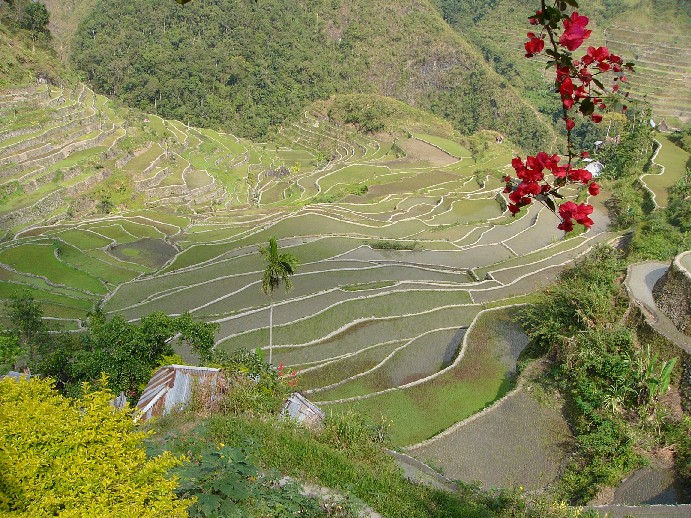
[559,12,591,51]
[278,362,298,387]
[558,201,594,231]
[509,5,633,232]
[525,32,545,57]
[504,153,600,218]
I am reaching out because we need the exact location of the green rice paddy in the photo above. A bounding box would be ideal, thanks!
[0,81,630,448]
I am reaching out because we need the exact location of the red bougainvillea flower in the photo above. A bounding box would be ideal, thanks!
[588,182,600,195]
[525,33,544,57]
[584,46,610,64]
[558,201,594,230]
[559,77,574,96]
[568,167,593,184]
[591,114,603,123]
[529,9,542,25]
[574,204,594,228]
[574,86,588,99]
[565,118,575,131]
[558,218,574,232]
[559,12,592,51]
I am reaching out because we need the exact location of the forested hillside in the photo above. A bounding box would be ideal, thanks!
[69,0,556,152]
[435,0,691,127]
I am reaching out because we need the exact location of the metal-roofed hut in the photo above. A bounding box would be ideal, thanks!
[585,161,604,177]
[136,365,223,421]
[2,370,30,381]
[282,392,325,428]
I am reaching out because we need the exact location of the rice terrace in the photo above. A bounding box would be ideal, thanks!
[2,63,690,513]
[0,79,621,440]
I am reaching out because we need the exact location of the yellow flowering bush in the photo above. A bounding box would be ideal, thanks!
[0,376,190,517]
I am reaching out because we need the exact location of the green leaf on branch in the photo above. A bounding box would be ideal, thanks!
[196,494,223,515]
[580,98,595,116]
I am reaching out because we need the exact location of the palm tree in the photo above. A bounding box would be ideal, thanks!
[259,236,299,364]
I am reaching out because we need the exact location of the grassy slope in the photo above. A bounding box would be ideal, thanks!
[0,18,68,89]
[150,411,521,517]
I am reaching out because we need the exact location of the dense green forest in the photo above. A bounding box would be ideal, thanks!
[71,0,555,151]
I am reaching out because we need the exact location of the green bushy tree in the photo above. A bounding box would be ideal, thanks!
[0,376,189,516]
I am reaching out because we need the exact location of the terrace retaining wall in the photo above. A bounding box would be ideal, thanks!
[116,142,153,169]
[653,251,691,336]
[0,124,111,181]
[0,169,111,228]
[136,166,170,190]
[0,124,44,143]
[0,120,100,165]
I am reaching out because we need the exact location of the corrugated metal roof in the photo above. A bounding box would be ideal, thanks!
[135,365,222,421]
[282,392,324,428]
[585,161,604,176]
[2,371,30,381]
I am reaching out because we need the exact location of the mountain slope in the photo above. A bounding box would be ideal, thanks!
[68,0,557,152]
[435,0,691,126]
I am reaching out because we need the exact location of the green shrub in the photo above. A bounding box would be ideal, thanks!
[0,376,188,516]
[207,349,294,416]
[368,240,416,250]
[519,247,659,503]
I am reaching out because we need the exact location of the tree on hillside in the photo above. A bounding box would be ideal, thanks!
[1,297,219,397]
[0,376,189,516]
[259,237,299,365]
[19,1,49,49]
[4,290,45,368]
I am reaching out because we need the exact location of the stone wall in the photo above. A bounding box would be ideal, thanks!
[0,169,112,228]
[136,166,170,190]
[653,251,691,336]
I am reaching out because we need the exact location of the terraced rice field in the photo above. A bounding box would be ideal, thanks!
[1,80,657,453]
[407,308,574,486]
[641,135,691,208]
[603,26,691,125]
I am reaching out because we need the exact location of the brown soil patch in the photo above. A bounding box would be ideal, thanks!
[392,137,458,167]
[660,385,684,421]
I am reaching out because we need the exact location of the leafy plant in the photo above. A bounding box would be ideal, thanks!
[0,375,188,516]
[174,444,330,517]
[207,348,294,416]
[636,346,677,405]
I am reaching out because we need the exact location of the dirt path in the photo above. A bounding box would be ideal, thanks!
[625,261,691,355]
[584,504,691,517]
